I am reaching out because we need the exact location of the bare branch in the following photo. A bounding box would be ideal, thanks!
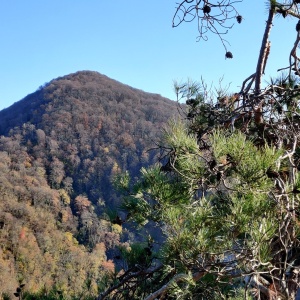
[254,7,275,94]
[173,0,242,52]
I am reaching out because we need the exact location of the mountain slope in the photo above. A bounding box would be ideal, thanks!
[0,71,178,204]
[0,71,179,298]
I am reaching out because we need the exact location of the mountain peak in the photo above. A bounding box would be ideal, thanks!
[0,71,176,135]
[0,71,179,297]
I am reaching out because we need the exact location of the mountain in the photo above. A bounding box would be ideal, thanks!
[0,71,179,298]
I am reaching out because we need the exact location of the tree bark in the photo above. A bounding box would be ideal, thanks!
[254,8,274,95]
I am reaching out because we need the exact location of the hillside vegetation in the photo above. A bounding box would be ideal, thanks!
[0,71,179,298]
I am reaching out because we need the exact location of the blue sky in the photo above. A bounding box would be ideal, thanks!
[0,1,297,111]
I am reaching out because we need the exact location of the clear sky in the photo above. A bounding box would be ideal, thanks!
[0,1,297,111]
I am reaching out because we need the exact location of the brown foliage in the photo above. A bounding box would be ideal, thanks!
[0,71,178,298]
[0,71,178,206]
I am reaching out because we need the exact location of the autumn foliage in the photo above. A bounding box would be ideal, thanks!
[0,71,179,298]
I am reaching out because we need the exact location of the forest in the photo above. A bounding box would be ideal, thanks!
[0,71,179,299]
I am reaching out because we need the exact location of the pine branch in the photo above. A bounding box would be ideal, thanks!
[143,270,207,300]
[97,264,163,300]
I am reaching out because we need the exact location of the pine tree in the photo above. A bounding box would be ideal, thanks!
[99,1,300,299]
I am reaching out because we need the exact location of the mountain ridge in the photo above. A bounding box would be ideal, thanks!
[0,70,179,298]
[0,70,175,135]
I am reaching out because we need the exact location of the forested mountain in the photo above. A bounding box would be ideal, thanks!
[0,71,179,298]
